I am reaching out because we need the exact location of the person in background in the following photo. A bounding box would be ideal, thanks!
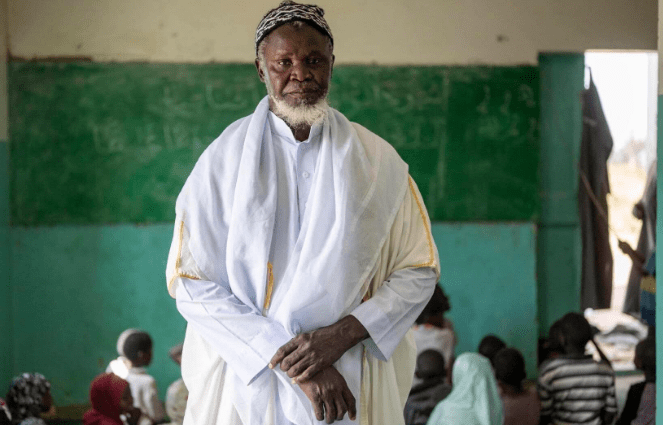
[83,373,142,425]
[426,352,503,425]
[404,350,452,425]
[492,347,540,425]
[537,312,616,425]
[477,334,506,366]
[412,285,456,384]
[616,337,655,425]
[622,161,656,316]
[165,344,187,425]
[0,398,11,425]
[5,373,54,425]
[107,329,165,425]
[538,320,564,366]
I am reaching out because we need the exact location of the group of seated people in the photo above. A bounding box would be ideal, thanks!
[0,330,187,425]
[0,291,656,425]
[405,286,656,425]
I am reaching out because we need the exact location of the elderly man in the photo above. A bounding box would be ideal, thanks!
[165,2,440,424]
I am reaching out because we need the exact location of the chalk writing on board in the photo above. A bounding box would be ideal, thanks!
[10,62,540,225]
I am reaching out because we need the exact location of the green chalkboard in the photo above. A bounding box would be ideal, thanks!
[9,62,539,225]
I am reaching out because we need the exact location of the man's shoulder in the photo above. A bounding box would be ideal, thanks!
[345,119,404,165]
[207,114,253,150]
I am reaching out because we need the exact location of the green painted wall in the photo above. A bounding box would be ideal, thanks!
[0,141,11,386]
[10,224,186,405]
[537,53,584,335]
[434,223,538,378]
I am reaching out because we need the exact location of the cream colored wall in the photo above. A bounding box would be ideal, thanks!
[7,0,656,65]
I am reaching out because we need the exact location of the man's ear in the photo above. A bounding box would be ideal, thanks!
[255,58,265,82]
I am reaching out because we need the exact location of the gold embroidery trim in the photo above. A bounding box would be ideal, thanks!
[167,216,201,293]
[263,262,274,312]
[408,176,435,268]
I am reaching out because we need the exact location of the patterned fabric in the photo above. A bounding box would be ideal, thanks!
[537,355,617,425]
[5,373,50,424]
[255,1,333,54]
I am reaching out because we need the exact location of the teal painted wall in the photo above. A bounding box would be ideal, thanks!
[9,221,538,404]
[7,221,538,403]
[537,53,584,335]
[10,224,186,405]
[433,223,538,378]
[0,141,11,386]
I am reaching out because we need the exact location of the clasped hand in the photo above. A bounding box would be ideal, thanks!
[269,315,368,423]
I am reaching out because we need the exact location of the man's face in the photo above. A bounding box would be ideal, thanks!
[256,22,334,109]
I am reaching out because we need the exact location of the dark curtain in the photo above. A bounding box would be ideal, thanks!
[579,74,613,309]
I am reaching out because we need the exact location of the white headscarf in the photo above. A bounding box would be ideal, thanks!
[427,353,503,425]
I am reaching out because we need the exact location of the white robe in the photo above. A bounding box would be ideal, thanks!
[166,98,440,425]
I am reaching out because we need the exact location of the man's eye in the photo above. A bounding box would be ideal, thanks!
[277,60,291,66]
[307,58,321,65]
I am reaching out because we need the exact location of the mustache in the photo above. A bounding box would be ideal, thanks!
[284,83,322,94]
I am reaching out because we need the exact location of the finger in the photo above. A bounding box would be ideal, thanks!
[343,386,357,421]
[269,339,298,369]
[324,395,336,424]
[282,350,306,375]
[295,364,319,383]
[312,395,324,422]
[335,393,348,421]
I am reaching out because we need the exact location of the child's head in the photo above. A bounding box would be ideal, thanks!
[415,350,446,380]
[5,373,52,423]
[118,329,153,367]
[557,312,592,354]
[89,373,133,419]
[169,343,184,367]
[634,337,655,380]
[492,348,527,392]
[478,334,506,364]
[415,284,450,325]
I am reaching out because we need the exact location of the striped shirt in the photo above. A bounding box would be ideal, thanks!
[537,355,617,425]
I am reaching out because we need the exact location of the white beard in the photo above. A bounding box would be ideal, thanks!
[270,95,328,128]
[263,67,328,128]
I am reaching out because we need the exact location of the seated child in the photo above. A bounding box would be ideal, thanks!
[478,334,506,366]
[616,337,655,425]
[493,347,540,425]
[108,329,165,424]
[165,344,187,425]
[537,312,617,425]
[84,373,142,425]
[427,353,503,425]
[5,373,53,425]
[412,285,456,384]
[403,350,452,425]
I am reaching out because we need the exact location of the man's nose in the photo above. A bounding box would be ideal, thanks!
[291,61,312,81]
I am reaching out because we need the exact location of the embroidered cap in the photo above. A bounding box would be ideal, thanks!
[255,1,333,55]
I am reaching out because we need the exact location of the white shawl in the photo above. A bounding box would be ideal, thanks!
[174,97,436,424]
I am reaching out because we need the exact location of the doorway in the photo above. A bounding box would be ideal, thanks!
[582,51,656,371]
